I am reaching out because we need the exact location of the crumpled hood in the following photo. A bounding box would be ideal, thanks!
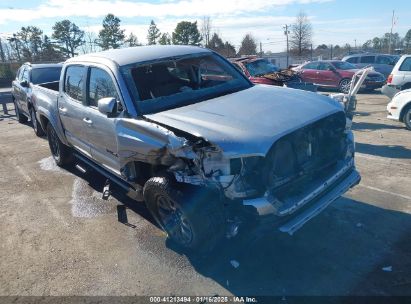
[145,85,343,157]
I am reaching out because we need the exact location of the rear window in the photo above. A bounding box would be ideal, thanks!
[360,56,375,64]
[31,67,62,85]
[64,66,85,102]
[399,57,411,72]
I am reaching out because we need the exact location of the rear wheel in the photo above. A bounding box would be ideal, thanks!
[29,106,45,137]
[143,176,225,252]
[404,107,411,131]
[46,123,73,167]
[339,78,352,94]
[13,99,27,123]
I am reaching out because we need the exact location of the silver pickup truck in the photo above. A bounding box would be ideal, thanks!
[34,45,360,251]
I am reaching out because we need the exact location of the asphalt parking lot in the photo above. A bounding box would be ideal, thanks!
[0,88,411,297]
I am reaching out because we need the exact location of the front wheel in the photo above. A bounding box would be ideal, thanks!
[143,177,225,252]
[13,99,28,123]
[404,107,411,131]
[30,107,45,137]
[46,123,73,167]
[339,78,352,94]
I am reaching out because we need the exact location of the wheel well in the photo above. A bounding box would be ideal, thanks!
[402,83,411,90]
[399,103,411,122]
[39,115,49,131]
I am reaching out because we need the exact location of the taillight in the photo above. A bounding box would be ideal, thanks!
[387,74,393,84]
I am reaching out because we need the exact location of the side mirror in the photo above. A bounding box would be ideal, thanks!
[98,97,117,116]
[20,80,29,88]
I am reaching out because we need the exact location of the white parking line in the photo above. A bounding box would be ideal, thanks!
[358,184,411,201]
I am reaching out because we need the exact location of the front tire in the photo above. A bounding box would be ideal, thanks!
[30,106,45,137]
[339,78,352,94]
[46,123,73,167]
[143,177,225,252]
[13,99,28,123]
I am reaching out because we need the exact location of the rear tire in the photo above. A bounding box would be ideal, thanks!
[29,106,45,137]
[13,99,28,123]
[46,123,73,167]
[143,176,225,252]
[339,78,352,94]
[404,107,411,131]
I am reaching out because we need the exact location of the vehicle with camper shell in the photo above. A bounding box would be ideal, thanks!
[27,45,361,251]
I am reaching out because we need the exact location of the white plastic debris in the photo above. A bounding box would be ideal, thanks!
[382,266,392,272]
[230,260,240,268]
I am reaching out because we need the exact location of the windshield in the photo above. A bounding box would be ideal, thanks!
[331,61,357,70]
[121,53,251,114]
[245,59,279,76]
[31,67,62,84]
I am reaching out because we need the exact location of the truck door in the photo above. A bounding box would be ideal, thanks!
[58,65,91,157]
[83,66,122,175]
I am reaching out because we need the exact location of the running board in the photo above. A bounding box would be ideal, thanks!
[74,152,144,202]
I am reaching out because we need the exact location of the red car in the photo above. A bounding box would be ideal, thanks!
[295,60,386,93]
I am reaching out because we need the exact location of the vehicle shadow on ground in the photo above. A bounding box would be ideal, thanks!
[59,160,411,296]
[175,197,411,296]
[355,142,411,159]
[352,121,404,131]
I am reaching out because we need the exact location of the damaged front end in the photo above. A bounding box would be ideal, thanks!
[161,111,359,235]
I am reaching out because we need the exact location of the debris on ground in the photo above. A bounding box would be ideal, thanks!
[230,260,240,268]
[382,266,393,272]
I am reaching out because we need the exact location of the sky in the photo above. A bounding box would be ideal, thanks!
[0,0,410,53]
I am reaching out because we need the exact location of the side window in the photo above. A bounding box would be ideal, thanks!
[399,58,411,72]
[317,63,331,70]
[88,67,119,107]
[303,62,318,70]
[346,57,358,64]
[64,66,85,102]
[360,56,375,64]
[376,56,392,65]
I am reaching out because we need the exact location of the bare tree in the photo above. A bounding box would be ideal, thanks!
[290,11,312,57]
[201,16,212,47]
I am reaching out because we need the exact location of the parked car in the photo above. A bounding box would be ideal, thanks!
[11,62,62,136]
[31,46,360,251]
[295,60,385,93]
[384,55,411,94]
[230,57,316,92]
[387,89,411,130]
[342,53,399,78]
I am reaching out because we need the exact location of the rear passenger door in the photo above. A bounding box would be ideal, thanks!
[84,66,122,175]
[59,65,91,157]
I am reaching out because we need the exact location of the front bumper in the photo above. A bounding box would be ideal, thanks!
[243,160,361,235]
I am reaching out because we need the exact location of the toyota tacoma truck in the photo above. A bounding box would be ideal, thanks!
[35,46,360,251]
[12,62,62,136]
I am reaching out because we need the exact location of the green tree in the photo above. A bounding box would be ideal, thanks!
[158,33,171,45]
[126,33,142,47]
[147,20,161,45]
[208,33,224,52]
[52,20,84,57]
[238,34,257,56]
[98,14,125,50]
[39,35,65,61]
[17,26,43,60]
[172,21,202,45]
[223,41,236,57]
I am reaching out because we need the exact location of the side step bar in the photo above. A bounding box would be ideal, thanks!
[74,153,144,202]
[279,169,361,235]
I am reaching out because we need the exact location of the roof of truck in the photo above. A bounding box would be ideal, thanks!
[67,45,211,67]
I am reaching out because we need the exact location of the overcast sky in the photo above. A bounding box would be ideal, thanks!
[0,0,410,53]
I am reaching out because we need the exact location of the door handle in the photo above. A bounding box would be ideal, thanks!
[83,117,93,126]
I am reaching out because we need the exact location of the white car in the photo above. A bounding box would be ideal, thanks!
[386,55,411,90]
[387,89,411,130]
